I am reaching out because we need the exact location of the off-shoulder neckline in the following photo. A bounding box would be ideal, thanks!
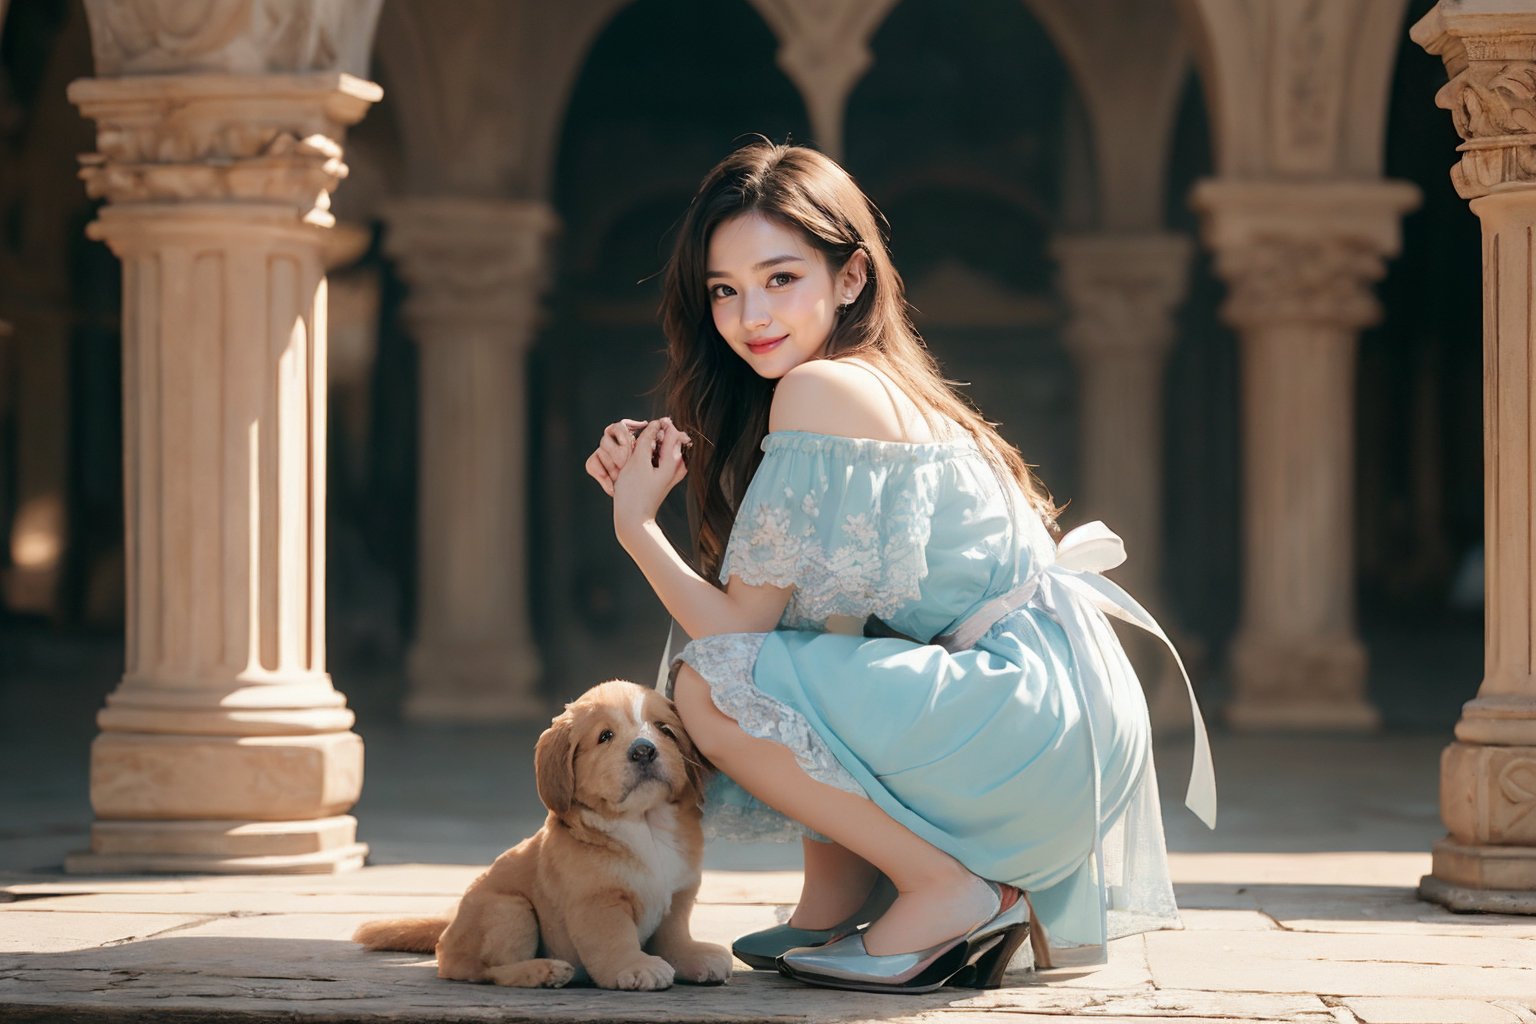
[762,429,980,454]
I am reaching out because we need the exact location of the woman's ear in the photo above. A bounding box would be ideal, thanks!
[534,710,577,817]
[837,246,870,306]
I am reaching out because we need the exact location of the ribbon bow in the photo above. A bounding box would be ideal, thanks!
[1043,522,1217,829]
[1053,520,1128,574]
[934,520,1216,829]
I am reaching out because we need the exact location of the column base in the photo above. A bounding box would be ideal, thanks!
[90,730,363,820]
[1419,837,1536,913]
[64,815,368,875]
[404,641,547,722]
[1227,633,1379,731]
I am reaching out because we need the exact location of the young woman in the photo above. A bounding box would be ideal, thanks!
[584,142,1214,993]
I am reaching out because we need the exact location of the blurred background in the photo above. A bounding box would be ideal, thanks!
[0,0,1482,741]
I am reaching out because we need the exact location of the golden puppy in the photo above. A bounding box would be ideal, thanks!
[353,680,731,990]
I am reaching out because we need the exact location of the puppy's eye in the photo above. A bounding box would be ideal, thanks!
[656,723,677,742]
[597,729,614,744]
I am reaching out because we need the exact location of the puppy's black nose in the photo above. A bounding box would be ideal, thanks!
[628,738,657,764]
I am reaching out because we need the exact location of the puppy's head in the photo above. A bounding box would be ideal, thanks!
[534,680,703,820]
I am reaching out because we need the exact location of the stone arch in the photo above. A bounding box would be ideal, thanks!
[843,0,1072,470]
[1176,0,1409,179]
[537,0,812,694]
[1022,0,1190,231]
[371,0,631,198]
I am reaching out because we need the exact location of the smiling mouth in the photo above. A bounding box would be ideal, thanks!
[747,336,786,354]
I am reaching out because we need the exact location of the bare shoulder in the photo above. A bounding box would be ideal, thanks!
[768,359,910,440]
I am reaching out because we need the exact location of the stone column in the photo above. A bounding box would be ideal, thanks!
[1053,233,1193,730]
[385,198,558,722]
[1414,1,1536,911]
[746,0,899,160]
[1053,233,1191,611]
[1192,180,1418,732]
[64,71,380,874]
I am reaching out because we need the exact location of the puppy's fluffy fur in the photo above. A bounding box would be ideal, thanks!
[353,680,731,990]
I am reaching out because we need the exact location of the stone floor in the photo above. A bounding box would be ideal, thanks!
[2,720,1534,1024]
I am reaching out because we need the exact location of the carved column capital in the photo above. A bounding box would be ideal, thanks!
[384,198,560,344]
[67,73,380,224]
[1191,179,1420,331]
[81,0,382,77]
[1412,4,1536,199]
[1051,233,1192,360]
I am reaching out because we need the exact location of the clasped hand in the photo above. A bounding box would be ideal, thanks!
[584,417,691,535]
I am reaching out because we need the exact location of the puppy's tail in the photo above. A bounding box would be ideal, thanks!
[352,917,449,953]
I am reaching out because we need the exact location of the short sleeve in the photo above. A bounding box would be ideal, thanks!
[719,432,946,623]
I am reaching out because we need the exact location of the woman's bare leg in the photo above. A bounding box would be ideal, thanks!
[674,665,996,956]
[790,838,879,929]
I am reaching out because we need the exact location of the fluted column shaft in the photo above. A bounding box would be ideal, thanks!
[1053,234,1191,607]
[1415,0,1536,912]
[1193,179,1418,732]
[66,71,380,874]
[386,198,558,722]
[1054,234,1194,731]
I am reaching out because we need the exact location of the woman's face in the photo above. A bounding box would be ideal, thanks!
[705,212,856,380]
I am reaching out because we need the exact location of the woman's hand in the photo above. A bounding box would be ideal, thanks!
[585,418,649,497]
[613,418,690,539]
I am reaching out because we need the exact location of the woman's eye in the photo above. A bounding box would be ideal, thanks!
[769,272,796,287]
[598,729,614,744]
[709,284,735,300]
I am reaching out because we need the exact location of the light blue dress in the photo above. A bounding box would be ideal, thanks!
[666,430,1215,965]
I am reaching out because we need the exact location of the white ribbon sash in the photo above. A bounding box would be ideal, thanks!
[937,520,1217,830]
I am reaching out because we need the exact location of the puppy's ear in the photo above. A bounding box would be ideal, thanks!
[680,729,708,802]
[663,697,709,801]
[534,710,577,817]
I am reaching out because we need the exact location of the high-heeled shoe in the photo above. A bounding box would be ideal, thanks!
[775,880,1043,994]
[731,875,896,970]
[950,889,1053,986]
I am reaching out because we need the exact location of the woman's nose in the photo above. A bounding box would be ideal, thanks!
[741,290,770,329]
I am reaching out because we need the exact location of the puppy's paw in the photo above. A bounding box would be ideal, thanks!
[486,958,575,988]
[609,954,675,991]
[667,941,732,985]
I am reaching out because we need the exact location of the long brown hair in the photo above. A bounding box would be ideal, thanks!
[659,141,1058,581]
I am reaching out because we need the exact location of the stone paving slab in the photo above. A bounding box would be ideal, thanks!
[1342,997,1535,1024]
[0,892,459,916]
[1144,928,1536,1000]
[0,910,211,953]
[0,863,486,898]
[3,859,1535,1024]
[1175,908,1279,930]
[3,734,1532,1023]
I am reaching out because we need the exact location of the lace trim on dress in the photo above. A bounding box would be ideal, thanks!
[697,773,817,844]
[672,633,867,800]
[720,435,964,628]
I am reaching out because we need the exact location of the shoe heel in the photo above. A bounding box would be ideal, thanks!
[1021,891,1053,971]
[957,923,1031,989]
